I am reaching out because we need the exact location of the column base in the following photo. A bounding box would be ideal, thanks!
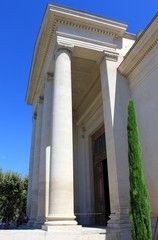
[43,219,78,229]
[27,217,36,227]
[33,216,46,228]
[108,212,131,228]
[43,214,77,226]
[107,212,131,240]
[42,223,81,232]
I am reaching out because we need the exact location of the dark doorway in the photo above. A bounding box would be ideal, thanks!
[92,126,110,225]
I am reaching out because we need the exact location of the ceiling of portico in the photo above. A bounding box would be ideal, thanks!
[71,56,101,114]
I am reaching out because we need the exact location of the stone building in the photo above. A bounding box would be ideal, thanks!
[25,3,158,239]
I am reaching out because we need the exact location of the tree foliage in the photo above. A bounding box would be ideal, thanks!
[127,99,152,240]
[0,169,28,225]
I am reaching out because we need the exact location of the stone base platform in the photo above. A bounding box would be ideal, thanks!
[0,226,107,240]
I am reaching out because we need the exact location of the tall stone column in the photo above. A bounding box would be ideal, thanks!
[100,51,130,237]
[27,113,37,218]
[35,74,53,226]
[44,45,77,228]
[28,98,43,225]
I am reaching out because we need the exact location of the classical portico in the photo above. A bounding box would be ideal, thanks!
[26,3,137,239]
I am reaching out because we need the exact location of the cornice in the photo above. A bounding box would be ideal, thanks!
[128,49,158,91]
[118,13,158,77]
[26,16,56,105]
[48,3,127,37]
[55,18,119,38]
[26,3,127,105]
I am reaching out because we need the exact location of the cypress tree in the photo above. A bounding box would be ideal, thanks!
[127,99,152,240]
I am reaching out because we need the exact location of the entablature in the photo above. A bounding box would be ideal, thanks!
[55,30,117,53]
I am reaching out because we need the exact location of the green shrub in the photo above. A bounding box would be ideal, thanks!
[0,169,28,227]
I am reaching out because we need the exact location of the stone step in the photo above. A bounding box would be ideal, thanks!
[0,226,107,240]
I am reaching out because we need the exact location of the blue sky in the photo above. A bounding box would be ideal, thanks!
[0,0,157,176]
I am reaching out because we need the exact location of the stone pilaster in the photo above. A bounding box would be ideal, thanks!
[44,45,77,229]
[100,51,131,238]
[28,98,43,226]
[35,74,53,227]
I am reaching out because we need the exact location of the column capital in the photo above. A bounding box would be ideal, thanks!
[47,73,54,82]
[103,50,119,62]
[81,124,86,139]
[39,96,44,104]
[54,42,74,58]
[33,112,37,120]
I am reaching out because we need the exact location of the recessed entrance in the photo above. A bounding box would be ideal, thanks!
[92,126,110,225]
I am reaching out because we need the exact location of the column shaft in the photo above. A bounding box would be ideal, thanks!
[45,48,76,226]
[36,77,53,225]
[27,114,37,218]
[100,57,120,213]
[100,55,130,229]
[28,100,43,225]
